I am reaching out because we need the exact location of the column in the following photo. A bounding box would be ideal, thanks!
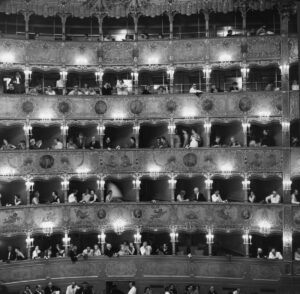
[133,121,140,148]
[206,228,214,256]
[204,175,213,202]
[242,175,250,202]
[133,14,140,41]
[132,176,141,202]
[132,70,139,95]
[283,206,293,261]
[203,65,211,93]
[24,68,32,94]
[168,119,176,148]
[170,227,178,255]
[98,229,106,253]
[168,174,177,202]
[282,120,290,147]
[167,66,175,94]
[97,176,105,202]
[95,69,104,94]
[240,2,247,36]
[25,232,34,259]
[283,177,292,204]
[59,13,69,41]
[60,120,69,149]
[62,230,71,256]
[61,175,69,203]
[134,227,142,255]
[168,12,176,40]
[97,121,105,149]
[242,120,250,147]
[96,14,105,41]
[241,65,249,92]
[22,11,33,40]
[204,11,210,37]
[204,120,211,147]
[25,178,34,205]
[242,230,252,258]
[280,10,290,92]
[23,119,32,149]
[59,70,68,95]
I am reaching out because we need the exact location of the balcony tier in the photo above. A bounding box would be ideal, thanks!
[0,92,295,121]
[0,36,297,67]
[0,148,289,178]
[0,203,292,235]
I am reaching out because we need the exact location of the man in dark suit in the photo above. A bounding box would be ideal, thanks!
[75,133,86,149]
[44,282,60,294]
[188,187,206,202]
[88,136,100,149]
[5,245,16,262]
[10,72,24,94]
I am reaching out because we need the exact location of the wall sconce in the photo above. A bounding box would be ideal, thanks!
[113,219,126,235]
[242,230,252,245]
[168,119,176,134]
[170,226,179,243]
[259,220,271,235]
[25,232,34,248]
[258,111,270,120]
[24,69,32,80]
[241,66,250,79]
[280,64,290,74]
[204,120,212,133]
[62,230,71,248]
[281,120,290,132]
[203,65,212,78]
[113,112,125,121]
[76,167,90,178]
[23,119,32,136]
[95,70,104,82]
[97,177,105,190]
[242,177,250,190]
[149,167,160,180]
[242,121,250,133]
[75,56,88,65]
[134,227,142,244]
[60,70,68,81]
[98,229,106,244]
[132,177,141,190]
[131,71,139,81]
[283,232,292,248]
[283,179,292,191]
[167,66,175,80]
[133,121,140,135]
[60,120,69,136]
[168,175,177,189]
[61,176,69,191]
[97,121,105,136]
[41,221,54,236]
[206,227,214,245]
[204,177,213,189]
[0,167,16,177]
[25,178,34,192]
[219,53,232,63]
[220,163,233,177]
[0,52,15,64]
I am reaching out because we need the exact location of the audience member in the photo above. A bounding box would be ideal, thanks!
[211,190,226,203]
[32,246,41,259]
[229,82,239,92]
[67,138,78,149]
[142,85,151,94]
[128,282,137,294]
[229,137,241,147]
[5,245,15,262]
[176,190,187,202]
[182,129,190,148]
[189,129,201,148]
[265,190,281,204]
[31,191,40,205]
[211,136,222,147]
[189,84,202,95]
[188,187,206,202]
[248,191,256,203]
[68,85,83,96]
[208,286,218,294]
[291,80,299,91]
[294,248,300,261]
[93,244,101,256]
[68,190,78,203]
[23,285,33,294]
[256,248,264,258]
[34,285,44,294]
[88,136,100,149]
[292,189,300,204]
[104,243,114,257]
[102,83,113,95]
[51,191,61,204]
[52,138,63,149]
[140,241,152,255]
[10,72,24,94]
[116,79,128,95]
[66,282,80,294]
[45,86,56,95]
[268,248,283,260]
[1,139,16,150]
[76,133,86,149]
[210,84,220,93]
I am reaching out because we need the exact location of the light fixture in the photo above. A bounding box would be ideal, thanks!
[148,56,159,65]
[203,65,212,78]
[76,167,90,177]
[62,230,71,248]
[132,177,141,190]
[168,175,177,189]
[133,121,140,134]
[242,121,250,133]
[241,66,250,78]
[0,167,15,176]
[131,71,139,80]
[167,66,175,79]
[204,120,212,133]
[41,221,54,236]
[242,177,250,190]
[170,226,179,243]
[75,56,88,65]
[25,232,34,248]
[113,111,125,121]
[283,232,292,248]
[259,220,271,235]
[149,166,161,180]
[134,227,142,244]
[206,227,214,244]
[220,163,233,177]
[204,177,213,189]
[24,69,32,80]
[242,230,252,245]
[23,119,32,136]
[97,177,105,190]
[60,120,69,136]
[60,70,68,81]
[182,106,196,119]
[168,119,176,134]
[95,70,104,82]
[61,176,69,191]
[280,64,289,74]
[98,229,106,244]
[258,111,270,120]
[281,120,290,132]
[219,53,232,63]
[113,219,126,235]
[97,121,105,136]
[0,52,15,64]
[283,179,292,191]
[25,178,34,192]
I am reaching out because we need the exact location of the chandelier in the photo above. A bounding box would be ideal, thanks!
[41,222,54,236]
[113,219,126,235]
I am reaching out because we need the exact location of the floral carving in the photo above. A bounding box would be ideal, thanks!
[95,100,107,115]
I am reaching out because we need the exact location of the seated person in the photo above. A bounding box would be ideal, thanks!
[248,191,256,203]
[32,246,41,259]
[158,243,170,255]
[116,79,128,95]
[102,82,112,95]
[31,191,40,205]
[1,139,16,150]
[210,84,220,93]
[52,138,63,149]
[211,190,227,203]
[142,85,151,95]
[14,194,22,206]
[256,248,264,258]
[68,85,83,95]
[176,190,188,202]
[67,138,78,149]
[291,189,300,204]
[82,246,94,258]
[45,85,56,95]
[93,244,101,256]
[291,136,300,147]
[189,84,202,95]
[229,137,241,147]
[6,84,15,94]
[211,136,222,147]
[229,82,240,92]
[227,29,233,37]
[68,190,78,203]
[268,248,283,260]
[140,241,152,256]
[159,136,169,148]
[291,80,299,91]
[256,25,267,35]
[80,189,91,203]
[265,190,281,204]
[88,136,100,149]
[14,247,25,260]
[294,248,300,261]
[264,83,274,91]
[51,191,61,204]
[157,85,168,94]
[29,85,43,95]
[260,129,273,147]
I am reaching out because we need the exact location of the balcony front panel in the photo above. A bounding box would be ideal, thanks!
[0,257,288,285]
[0,203,284,235]
[0,92,285,121]
[290,149,300,177]
[0,149,284,176]
[0,36,293,67]
[290,90,299,119]
[289,37,298,63]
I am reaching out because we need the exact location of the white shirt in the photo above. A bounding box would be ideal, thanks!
[265,194,281,204]
[56,79,64,88]
[66,285,80,294]
[189,87,202,94]
[292,84,299,91]
[53,141,63,149]
[68,193,77,203]
[128,286,136,294]
[211,193,224,203]
[140,245,152,256]
[268,251,283,260]
[32,249,41,259]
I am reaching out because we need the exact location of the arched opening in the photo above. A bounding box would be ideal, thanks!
[33,178,63,204]
[140,175,170,202]
[31,124,62,149]
[139,70,169,95]
[210,68,242,92]
[67,123,98,149]
[139,122,169,148]
[0,180,26,206]
[103,123,134,149]
[0,123,25,149]
[174,69,205,93]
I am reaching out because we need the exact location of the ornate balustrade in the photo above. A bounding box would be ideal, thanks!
[0,203,287,235]
[0,148,286,178]
[0,36,296,68]
[0,256,292,286]
[0,91,289,121]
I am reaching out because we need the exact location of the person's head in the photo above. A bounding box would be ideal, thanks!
[142,241,148,247]
[257,248,263,254]
[16,72,21,78]
[180,190,186,197]
[105,137,111,143]
[94,244,99,250]
[232,81,238,86]
[106,243,112,249]
[191,128,197,135]
[8,245,12,251]
[25,285,31,290]
[191,83,197,89]
[84,83,88,88]
[182,129,188,135]
[71,282,76,287]
[47,85,52,91]
[119,79,124,84]
[73,85,79,91]
[35,245,39,250]
[215,136,221,143]
[52,191,58,197]
[78,133,84,139]
[227,29,233,35]
[271,248,276,254]
[161,136,166,143]
[36,285,42,290]
[293,80,298,85]
[90,189,95,195]
[209,286,215,292]
[144,287,151,294]
[129,281,135,288]
[34,191,40,198]
[193,187,199,194]
[107,190,112,196]
[211,84,216,89]
[250,191,255,196]
[30,138,36,145]
[294,189,299,195]
[272,190,277,196]
[215,190,220,195]
[91,136,96,142]
[263,129,268,135]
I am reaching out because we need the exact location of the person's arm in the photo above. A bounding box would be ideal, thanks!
[265,195,271,203]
